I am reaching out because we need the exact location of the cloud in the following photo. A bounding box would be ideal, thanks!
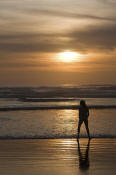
[101,0,116,5]
[0,32,67,54]
[68,24,116,51]
[28,8,116,22]
[0,24,116,56]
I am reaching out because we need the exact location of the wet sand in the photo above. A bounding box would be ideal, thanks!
[0,138,115,175]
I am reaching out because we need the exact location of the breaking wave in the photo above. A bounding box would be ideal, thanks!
[0,105,116,111]
[0,134,115,139]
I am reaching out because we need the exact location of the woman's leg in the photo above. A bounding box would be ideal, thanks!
[77,120,83,139]
[84,119,90,139]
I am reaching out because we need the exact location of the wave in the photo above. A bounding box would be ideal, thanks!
[0,134,115,139]
[0,105,116,111]
[0,85,116,99]
[21,98,77,102]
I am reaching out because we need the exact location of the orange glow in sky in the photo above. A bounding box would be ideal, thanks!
[56,51,84,62]
[0,0,116,85]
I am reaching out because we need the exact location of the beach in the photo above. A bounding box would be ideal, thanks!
[0,86,116,174]
[0,138,115,175]
[1,0,116,173]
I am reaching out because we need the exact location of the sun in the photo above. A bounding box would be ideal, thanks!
[56,51,83,62]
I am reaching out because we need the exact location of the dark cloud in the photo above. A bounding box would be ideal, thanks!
[0,32,68,53]
[0,62,47,68]
[1,24,116,55]
[101,0,116,5]
[28,8,116,21]
[0,41,65,53]
[68,25,116,51]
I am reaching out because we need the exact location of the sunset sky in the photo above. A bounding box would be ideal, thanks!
[0,0,116,86]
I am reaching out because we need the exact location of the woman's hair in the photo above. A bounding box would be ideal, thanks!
[80,100,87,107]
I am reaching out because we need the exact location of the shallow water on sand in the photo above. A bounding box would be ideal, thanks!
[0,139,115,175]
[0,109,116,138]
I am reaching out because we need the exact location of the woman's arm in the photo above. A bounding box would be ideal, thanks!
[87,107,89,117]
[79,108,81,118]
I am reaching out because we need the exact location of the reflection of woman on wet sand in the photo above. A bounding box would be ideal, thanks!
[77,100,90,139]
[77,139,90,171]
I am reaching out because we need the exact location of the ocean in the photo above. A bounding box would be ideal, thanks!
[0,85,116,138]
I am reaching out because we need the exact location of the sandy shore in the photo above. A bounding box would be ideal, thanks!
[0,138,115,175]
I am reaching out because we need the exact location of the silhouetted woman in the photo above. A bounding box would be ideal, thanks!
[77,100,90,139]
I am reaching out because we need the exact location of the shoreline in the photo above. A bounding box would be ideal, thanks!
[0,137,116,140]
[0,105,116,111]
